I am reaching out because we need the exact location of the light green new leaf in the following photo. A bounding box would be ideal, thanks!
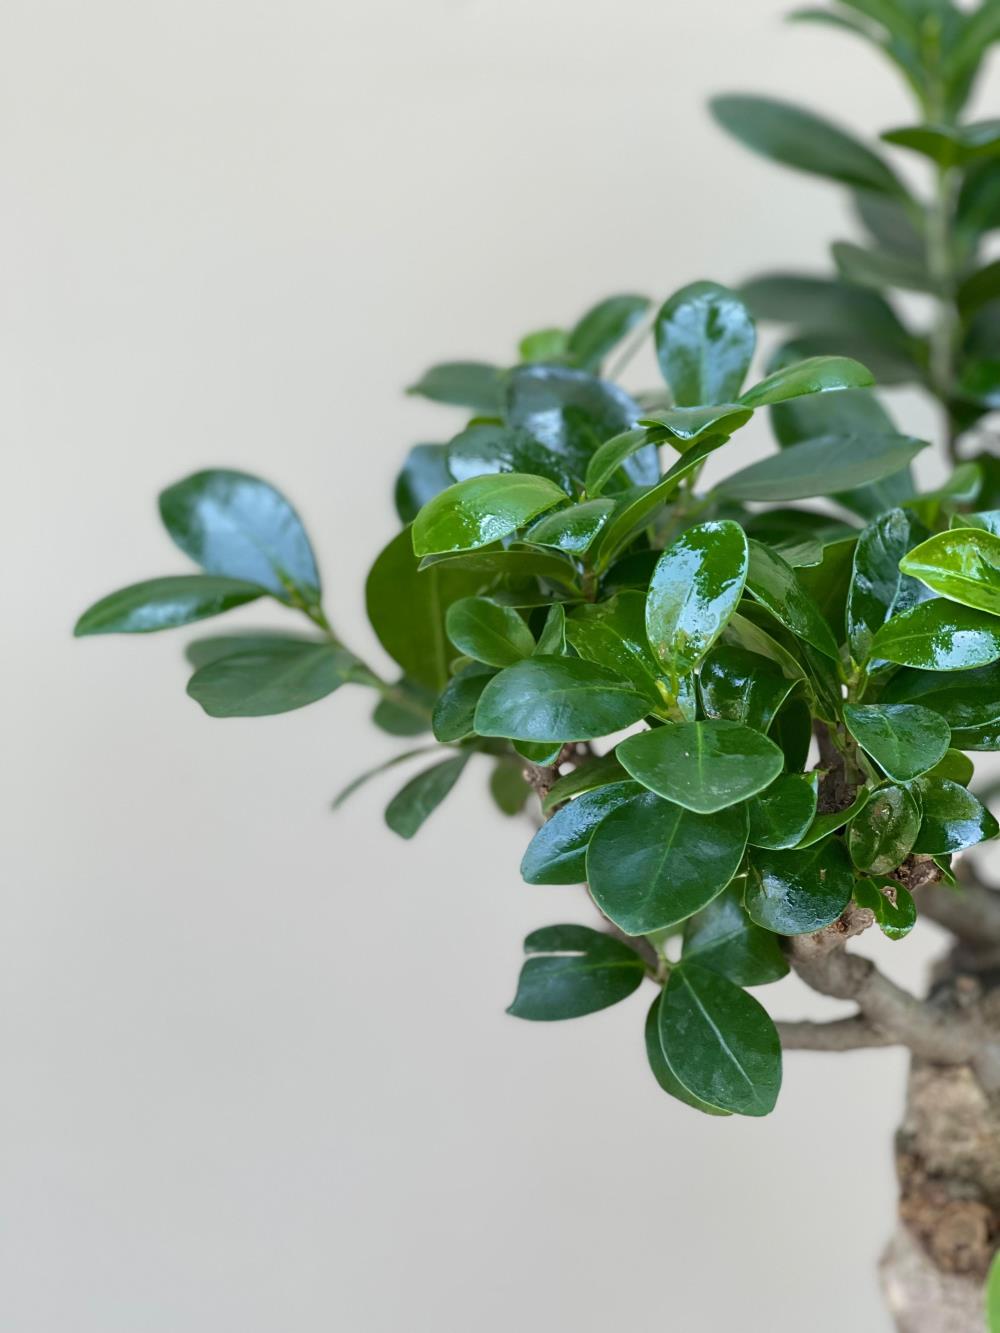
[658,963,782,1117]
[900,528,1000,617]
[587,792,748,935]
[617,720,784,814]
[507,924,646,1021]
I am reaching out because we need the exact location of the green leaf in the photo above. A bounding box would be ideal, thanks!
[832,240,937,295]
[520,781,642,884]
[745,838,855,934]
[645,520,749,676]
[710,94,906,196]
[518,327,568,363]
[658,963,782,1117]
[847,507,928,664]
[394,444,453,525]
[365,527,480,691]
[715,433,927,503]
[541,753,628,814]
[567,294,651,373]
[698,645,798,732]
[507,925,646,1021]
[720,612,810,688]
[412,473,569,557]
[446,423,576,492]
[682,885,789,985]
[745,541,840,660]
[474,656,650,742]
[489,757,530,816]
[986,1249,1000,1333]
[445,597,535,667]
[384,753,470,839]
[747,773,819,850]
[187,637,368,717]
[583,429,656,497]
[881,661,1000,731]
[843,703,951,782]
[740,273,910,352]
[407,361,505,412]
[854,877,917,940]
[956,510,1000,538]
[157,470,322,609]
[431,663,495,742]
[417,546,578,590]
[636,403,754,447]
[883,119,1000,168]
[913,776,999,854]
[644,993,731,1115]
[653,281,756,406]
[331,747,440,810]
[618,720,784,814]
[928,749,974,786]
[587,792,748,935]
[900,528,1000,617]
[371,677,435,736]
[848,783,921,875]
[795,787,871,849]
[74,575,264,636]
[524,498,616,553]
[740,355,873,407]
[566,592,663,701]
[870,599,1000,671]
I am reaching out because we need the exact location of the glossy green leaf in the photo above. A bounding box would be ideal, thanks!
[567,294,650,373]
[187,637,368,717]
[913,776,999,854]
[617,720,784,814]
[740,355,873,407]
[882,661,1000,731]
[843,703,951,782]
[848,783,921,875]
[847,508,928,664]
[474,656,650,742]
[710,94,906,196]
[721,612,810,688]
[520,782,642,884]
[794,788,870,849]
[74,575,264,636]
[566,593,662,701]
[744,541,840,660]
[658,963,782,1117]
[682,885,789,985]
[584,429,656,497]
[715,433,927,503]
[956,510,1000,538]
[883,119,1000,167]
[645,520,749,677]
[431,662,494,742]
[384,753,470,839]
[394,444,453,525]
[365,527,481,691]
[654,281,756,406]
[524,498,616,553]
[698,645,798,733]
[158,470,322,608]
[533,602,566,656]
[446,423,575,492]
[870,599,1000,671]
[644,993,731,1115]
[928,749,975,786]
[745,838,854,934]
[407,361,504,412]
[636,403,753,446]
[445,597,535,667]
[541,753,628,815]
[412,473,568,557]
[587,792,748,935]
[900,528,1000,616]
[507,924,645,1021]
[747,773,819,850]
[417,546,578,590]
[854,878,917,941]
[771,696,814,772]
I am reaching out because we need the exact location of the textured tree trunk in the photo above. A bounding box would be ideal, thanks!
[880,954,1000,1332]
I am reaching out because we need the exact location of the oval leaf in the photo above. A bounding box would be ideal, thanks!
[645,520,749,676]
[745,838,854,934]
[843,703,951,782]
[617,720,784,814]
[870,599,1000,671]
[654,281,756,406]
[507,925,645,1021]
[445,597,535,667]
[412,473,569,557]
[900,527,1000,616]
[474,657,651,742]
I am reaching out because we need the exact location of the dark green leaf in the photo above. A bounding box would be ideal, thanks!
[745,838,855,934]
[372,677,435,736]
[521,782,642,884]
[682,885,789,985]
[740,273,910,350]
[617,720,784,814]
[412,473,568,557]
[654,281,756,406]
[698,645,798,732]
[431,662,495,742]
[900,528,1000,616]
[832,240,937,295]
[637,403,753,449]
[870,599,1000,671]
[446,423,575,491]
[474,656,650,742]
[489,757,530,816]
[583,429,656,497]
[407,361,504,412]
[187,637,368,717]
[881,661,1000,730]
[533,603,567,656]
[445,597,535,667]
[541,753,628,815]
[74,575,264,636]
[883,119,1000,168]
[587,791,749,934]
[566,593,663,701]
[644,993,731,1115]
[525,498,616,553]
[913,776,999,854]
[507,925,645,1021]
[658,963,781,1117]
[848,782,921,874]
[384,754,470,839]
[854,878,917,941]
[645,520,749,677]
[748,773,819,850]
[715,433,927,503]
[745,541,841,660]
[847,507,928,664]
[567,294,651,373]
[331,747,440,810]
[158,470,321,607]
[394,444,453,525]
[843,703,951,782]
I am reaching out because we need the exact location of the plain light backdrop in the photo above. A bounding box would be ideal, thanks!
[3,1,998,1329]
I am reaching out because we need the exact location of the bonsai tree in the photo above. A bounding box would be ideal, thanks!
[76,2,1000,1328]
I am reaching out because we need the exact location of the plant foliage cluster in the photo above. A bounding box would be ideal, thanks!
[78,0,1000,1122]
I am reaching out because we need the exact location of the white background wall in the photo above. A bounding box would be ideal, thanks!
[3,2,998,1329]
